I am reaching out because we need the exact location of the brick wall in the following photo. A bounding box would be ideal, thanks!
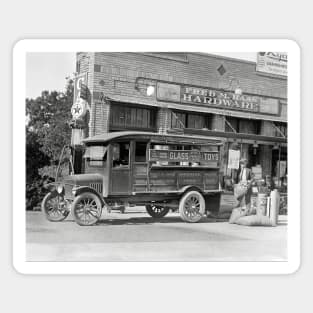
[92,52,287,100]
[78,52,287,140]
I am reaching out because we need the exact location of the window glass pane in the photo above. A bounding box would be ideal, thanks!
[84,146,107,167]
[135,142,147,162]
[112,142,130,167]
[187,114,205,129]
[172,112,185,129]
[110,104,155,130]
[225,117,238,133]
[136,108,143,125]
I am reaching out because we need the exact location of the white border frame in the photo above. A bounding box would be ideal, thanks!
[13,39,300,274]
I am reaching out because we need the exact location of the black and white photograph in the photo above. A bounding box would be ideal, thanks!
[13,39,300,274]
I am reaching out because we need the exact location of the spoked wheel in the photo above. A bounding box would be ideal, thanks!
[146,204,170,218]
[179,191,205,223]
[41,192,70,222]
[72,192,102,226]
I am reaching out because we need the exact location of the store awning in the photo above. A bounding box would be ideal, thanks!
[101,94,287,123]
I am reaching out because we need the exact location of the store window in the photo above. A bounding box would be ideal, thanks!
[188,114,206,129]
[171,112,186,129]
[273,122,287,138]
[110,103,156,131]
[225,117,261,135]
[135,142,148,162]
[225,117,239,133]
[171,111,213,130]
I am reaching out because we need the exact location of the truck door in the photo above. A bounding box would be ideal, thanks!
[111,141,131,194]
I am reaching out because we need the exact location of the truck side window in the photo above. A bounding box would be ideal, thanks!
[112,142,130,167]
[135,142,147,162]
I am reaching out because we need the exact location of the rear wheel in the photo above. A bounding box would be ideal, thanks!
[146,204,170,218]
[72,192,102,226]
[179,191,205,223]
[41,192,70,222]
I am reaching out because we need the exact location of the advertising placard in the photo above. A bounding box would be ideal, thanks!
[256,52,287,76]
[227,149,240,169]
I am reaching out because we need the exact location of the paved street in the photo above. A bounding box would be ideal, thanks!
[26,204,287,262]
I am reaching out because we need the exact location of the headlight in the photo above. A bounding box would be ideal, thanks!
[57,185,64,194]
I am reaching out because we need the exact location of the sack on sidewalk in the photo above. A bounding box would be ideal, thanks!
[234,184,248,200]
[229,207,247,224]
[235,215,273,226]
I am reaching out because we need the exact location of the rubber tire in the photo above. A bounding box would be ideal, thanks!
[72,192,102,226]
[146,204,170,218]
[41,192,69,222]
[179,190,205,223]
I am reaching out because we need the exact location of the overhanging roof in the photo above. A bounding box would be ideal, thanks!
[83,131,223,145]
[103,94,287,123]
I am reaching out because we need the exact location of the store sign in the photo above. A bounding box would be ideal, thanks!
[74,72,88,101]
[157,82,180,102]
[259,97,280,115]
[156,82,280,115]
[181,86,259,112]
[256,52,287,77]
[72,73,88,120]
[71,98,87,120]
[149,149,219,163]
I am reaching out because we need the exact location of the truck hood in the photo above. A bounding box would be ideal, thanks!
[63,173,103,186]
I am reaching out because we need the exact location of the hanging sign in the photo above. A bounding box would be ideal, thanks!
[149,149,219,163]
[71,98,87,119]
[72,73,88,120]
[227,149,240,169]
[73,72,88,101]
[256,52,287,77]
[278,160,287,177]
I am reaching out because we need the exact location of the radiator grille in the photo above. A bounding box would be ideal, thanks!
[64,184,74,198]
[90,183,103,194]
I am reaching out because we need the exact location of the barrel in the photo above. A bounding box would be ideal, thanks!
[269,190,280,226]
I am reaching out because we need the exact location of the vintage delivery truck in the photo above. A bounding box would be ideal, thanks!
[42,131,224,226]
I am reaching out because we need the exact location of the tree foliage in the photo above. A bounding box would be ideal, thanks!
[26,80,73,161]
[26,79,74,209]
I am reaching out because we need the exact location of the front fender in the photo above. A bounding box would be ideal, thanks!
[72,186,105,206]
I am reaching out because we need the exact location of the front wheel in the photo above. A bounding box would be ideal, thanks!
[72,192,102,226]
[41,192,70,222]
[179,191,205,223]
[146,204,170,218]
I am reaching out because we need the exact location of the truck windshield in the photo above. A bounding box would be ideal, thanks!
[84,145,107,167]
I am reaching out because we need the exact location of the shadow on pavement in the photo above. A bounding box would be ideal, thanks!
[96,215,228,226]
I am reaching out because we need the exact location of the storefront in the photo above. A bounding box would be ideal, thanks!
[71,52,287,189]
